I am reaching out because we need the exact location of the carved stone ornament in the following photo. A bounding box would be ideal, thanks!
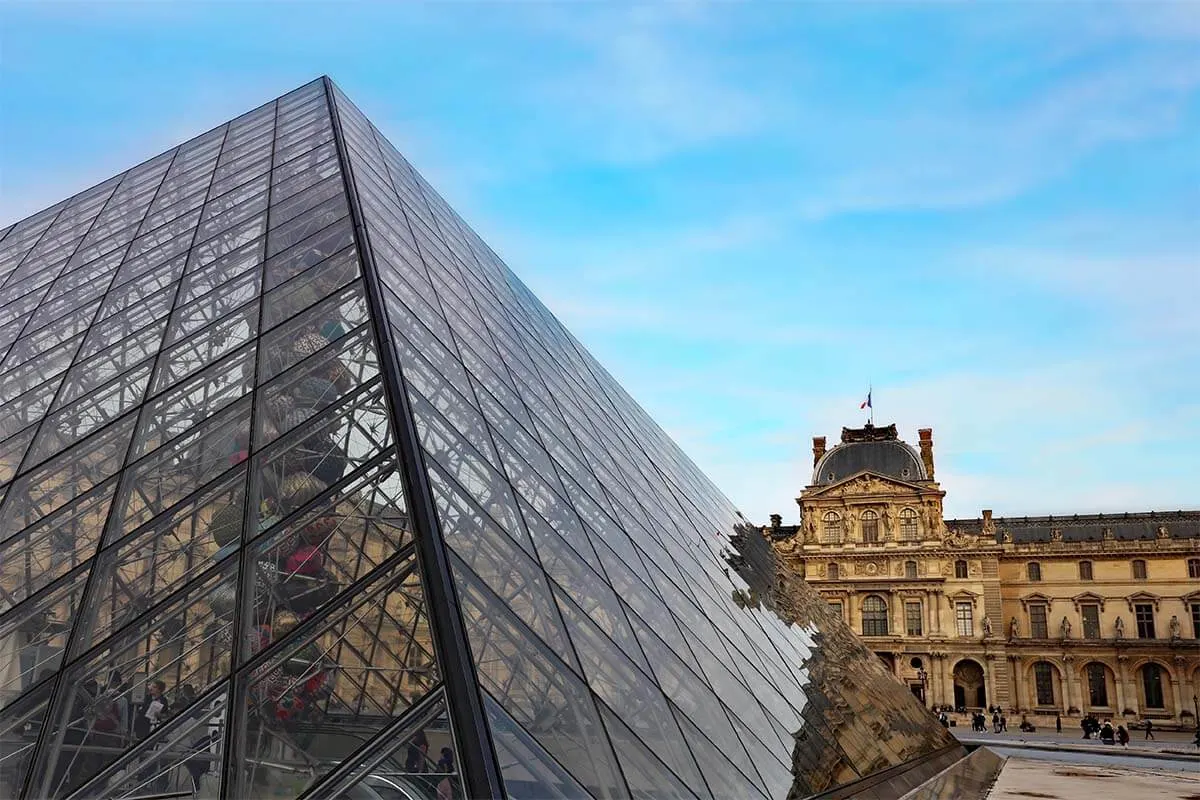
[943,530,969,549]
[1102,526,1115,541]
[1113,616,1125,638]
[1008,616,1019,639]
[803,516,817,543]
[1156,524,1170,540]
[982,615,993,637]
[865,562,879,576]
[969,561,982,577]
[1049,528,1063,542]
[1001,531,1013,543]
[1059,616,1072,639]
[1170,615,1181,639]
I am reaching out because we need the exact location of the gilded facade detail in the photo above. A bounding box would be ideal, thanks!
[768,422,1200,727]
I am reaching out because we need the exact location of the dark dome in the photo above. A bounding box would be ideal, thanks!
[813,440,927,485]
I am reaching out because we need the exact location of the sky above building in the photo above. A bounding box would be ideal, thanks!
[1,2,1197,523]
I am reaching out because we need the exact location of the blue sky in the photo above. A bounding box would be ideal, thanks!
[1,2,1197,522]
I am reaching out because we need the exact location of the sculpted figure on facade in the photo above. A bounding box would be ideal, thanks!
[1059,616,1072,639]
[803,515,817,543]
[1170,615,1181,639]
[1157,524,1170,540]
[1114,616,1125,639]
[1050,528,1063,542]
[982,615,993,638]
[1009,616,1019,640]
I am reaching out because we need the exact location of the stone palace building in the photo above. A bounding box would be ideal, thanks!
[766,422,1200,727]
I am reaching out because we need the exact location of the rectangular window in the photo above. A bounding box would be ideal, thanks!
[1030,604,1048,639]
[1189,559,1200,579]
[1034,662,1055,706]
[1027,562,1042,581]
[1135,603,1155,639]
[955,602,974,638]
[906,602,923,636]
[1192,603,1200,639]
[1079,561,1093,581]
[829,601,843,618]
[1132,560,1147,580]
[1081,605,1101,640]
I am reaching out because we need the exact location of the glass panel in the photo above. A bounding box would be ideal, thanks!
[28,565,237,798]
[241,459,411,654]
[68,686,229,799]
[483,692,592,800]
[454,559,627,800]
[110,397,250,536]
[305,691,464,800]
[231,558,440,798]
[250,383,392,536]
[0,568,89,707]
[83,467,246,650]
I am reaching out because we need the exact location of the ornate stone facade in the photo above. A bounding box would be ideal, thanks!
[767,423,1200,727]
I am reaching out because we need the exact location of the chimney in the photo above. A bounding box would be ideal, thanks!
[917,428,935,478]
[812,436,827,467]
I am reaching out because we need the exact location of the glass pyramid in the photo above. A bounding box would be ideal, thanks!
[0,77,956,799]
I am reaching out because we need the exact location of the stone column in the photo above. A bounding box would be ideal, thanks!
[1113,665,1127,715]
[1171,658,1187,720]
[847,593,859,635]
[1118,655,1137,716]
[984,653,997,709]
[1010,655,1028,712]
[891,593,903,638]
[933,592,943,634]
[1062,655,1079,713]
[925,591,936,637]
[1007,655,1020,712]
[932,652,948,707]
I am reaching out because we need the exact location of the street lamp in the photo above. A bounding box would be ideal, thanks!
[918,667,929,707]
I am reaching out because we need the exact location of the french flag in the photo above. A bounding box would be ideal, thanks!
[860,391,872,410]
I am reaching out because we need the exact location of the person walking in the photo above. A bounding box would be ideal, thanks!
[999,714,1007,732]
[1144,718,1155,740]
[1055,714,1062,734]
[1117,725,1129,747]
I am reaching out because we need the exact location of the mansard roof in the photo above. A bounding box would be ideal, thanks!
[944,510,1200,543]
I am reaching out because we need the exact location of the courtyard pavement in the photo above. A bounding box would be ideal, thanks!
[986,757,1200,799]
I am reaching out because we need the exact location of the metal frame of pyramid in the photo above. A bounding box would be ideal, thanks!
[0,77,957,800]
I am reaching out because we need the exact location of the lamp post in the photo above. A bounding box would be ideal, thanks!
[918,667,929,708]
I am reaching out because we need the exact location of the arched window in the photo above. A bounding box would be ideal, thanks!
[1027,562,1042,582]
[1132,560,1147,580]
[899,508,919,541]
[1141,663,1165,709]
[861,510,879,543]
[954,560,968,579]
[1188,559,1200,579]
[822,512,843,544]
[1079,561,1093,581]
[861,595,889,636]
[827,563,839,581]
[904,560,918,579]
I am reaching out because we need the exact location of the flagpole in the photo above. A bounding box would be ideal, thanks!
[869,383,873,426]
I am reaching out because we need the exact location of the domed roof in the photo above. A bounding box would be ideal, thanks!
[813,424,927,486]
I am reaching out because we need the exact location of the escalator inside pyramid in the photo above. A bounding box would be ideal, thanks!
[0,77,959,799]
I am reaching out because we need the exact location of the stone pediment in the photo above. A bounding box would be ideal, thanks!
[806,471,925,499]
